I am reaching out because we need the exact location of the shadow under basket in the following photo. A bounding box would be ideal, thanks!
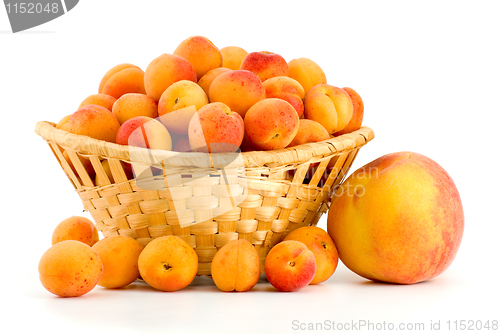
[35,121,374,275]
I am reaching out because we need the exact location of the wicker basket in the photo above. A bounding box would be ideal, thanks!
[35,121,374,275]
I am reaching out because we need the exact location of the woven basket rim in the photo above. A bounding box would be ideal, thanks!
[35,121,374,168]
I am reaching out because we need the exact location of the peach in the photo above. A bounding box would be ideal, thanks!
[116,116,172,151]
[52,216,99,247]
[264,240,316,292]
[283,226,339,284]
[39,240,103,297]
[288,58,327,94]
[65,105,121,143]
[263,76,305,117]
[287,119,330,148]
[211,239,260,292]
[209,70,266,118]
[304,84,353,135]
[244,98,299,150]
[79,93,116,111]
[98,63,140,93]
[327,152,465,284]
[197,67,232,97]
[92,236,144,289]
[158,80,209,134]
[188,102,244,153]
[334,87,364,136]
[240,51,289,82]
[138,236,198,292]
[112,93,158,125]
[173,36,223,80]
[220,46,248,70]
[101,67,147,99]
[144,53,197,102]
[56,115,71,129]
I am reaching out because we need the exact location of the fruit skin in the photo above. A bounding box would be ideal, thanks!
[98,63,140,93]
[101,67,147,99]
[188,102,244,153]
[304,84,353,135]
[327,152,465,284]
[92,236,144,289]
[209,70,266,118]
[283,226,339,285]
[112,93,158,125]
[264,240,317,292]
[239,51,289,82]
[158,80,209,134]
[173,36,223,80]
[263,76,305,117]
[116,116,172,151]
[39,240,103,297]
[220,46,248,70]
[138,236,198,292]
[244,98,299,151]
[79,93,116,111]
[66,105,121,143]
[197,67,232,97]
[52,216,99,246]
[211,239,261,292]
[287,58,327,94]
[334,87,364,136]
[287,119,330,148]
[144,53,197,102]
[56,115,71,129]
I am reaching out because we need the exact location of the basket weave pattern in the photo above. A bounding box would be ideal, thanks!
[35,121,374,275]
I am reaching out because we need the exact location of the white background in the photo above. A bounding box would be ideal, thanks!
[1,1,499,333]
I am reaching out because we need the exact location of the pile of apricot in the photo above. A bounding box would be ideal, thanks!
[39,216,339,296]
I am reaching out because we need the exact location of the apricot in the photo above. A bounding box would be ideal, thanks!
[172,135,191,152]
[240,51,289,82]
[39,240,103,297]
[92,236,144,289]
[65,105,121,143]
[144,53,197,102]
[197,67,232,97]
[158,80,209,134]
[112,93,158,125]
[138,236,198,292]
[328,152,465,284]
[188,102,244,153]
[98,63,140,93]
[304,84,353,135]
[52,216,99,246]
[101,67,146,99]
[116,116,172,151]
[263,76,305,117]
[79,93,116,111]
[264,240,316,292]
[173,35,223,80]
[288,58,327,94]
[284,226,339,285]
[335,87,364,136]
[56,115,71,129]
[287,119,330,148]
[209,70,266,118]
[63,150,95,178]
[220,46,248,70]
[211,239,260,292]
[244,98,299,150]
